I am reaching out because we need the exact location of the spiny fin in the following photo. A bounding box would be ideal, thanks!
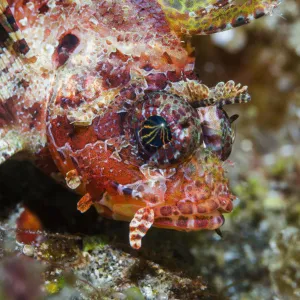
[0,1,30,101]
[158,0,280,36]
[0,1,30,56]
[129,207,154,250]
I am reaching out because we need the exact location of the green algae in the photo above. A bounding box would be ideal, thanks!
[83,235,109,252]
[45,276,65,295]
[123,287,145,300]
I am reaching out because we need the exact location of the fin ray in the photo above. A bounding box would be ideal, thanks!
[0,0,30,100]
[158,0,280,36]
[0,1,31,163]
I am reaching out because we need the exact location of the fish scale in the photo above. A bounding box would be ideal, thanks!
[0,0,279,249]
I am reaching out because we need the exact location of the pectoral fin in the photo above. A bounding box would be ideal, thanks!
[0,1,31,101]
[0,1,30,56]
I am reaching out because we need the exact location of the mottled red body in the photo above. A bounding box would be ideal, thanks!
[0,0,279,248]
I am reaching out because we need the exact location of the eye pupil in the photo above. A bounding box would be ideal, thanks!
[140,115,172,149]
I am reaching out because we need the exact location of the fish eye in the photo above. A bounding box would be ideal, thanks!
[126,92,202,166]
[139,115,172,150]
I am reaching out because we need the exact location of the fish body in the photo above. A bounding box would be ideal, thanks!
[0,0,279,248]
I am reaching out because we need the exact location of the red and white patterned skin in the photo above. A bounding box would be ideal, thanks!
[0,0,279,248]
